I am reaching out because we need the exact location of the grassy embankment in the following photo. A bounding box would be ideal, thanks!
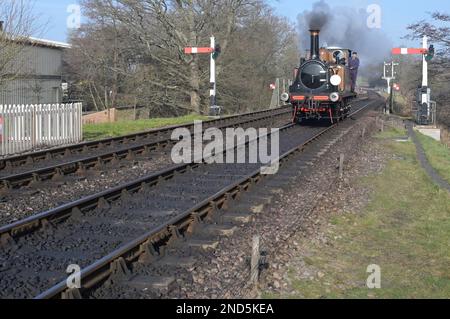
[83,114,209,140]
[416,132,450,184]
[266,127,450,298]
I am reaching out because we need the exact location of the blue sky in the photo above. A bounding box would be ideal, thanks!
[34,0,449,46]
[270,0,450,46]
[32,0,81,41]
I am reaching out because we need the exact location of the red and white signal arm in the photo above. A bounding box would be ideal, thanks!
[269,83,276,90]
[392,48,427,55]
[184,47,214,54]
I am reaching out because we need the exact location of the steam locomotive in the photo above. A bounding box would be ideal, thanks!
[282,30,357,123]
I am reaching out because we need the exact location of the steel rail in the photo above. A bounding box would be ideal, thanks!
[0,106,291,171]
[0,121,297,243]
[0,107,291,190]
[33,98,381,299]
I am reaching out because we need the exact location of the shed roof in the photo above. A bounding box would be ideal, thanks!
[27,37,71,49]
[0,32,71,49]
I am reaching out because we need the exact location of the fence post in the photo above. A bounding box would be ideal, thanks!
[0,107,3,156]
[56,104,60,145]
[0,103,82,156]
[250,235,260,288]
[78,103,81,142]
[18,105,23,153]
[5,105,9,155]
[8,105,12,155]
[14,106,18,154]
[36,104,41,148]
[339,153,345,179]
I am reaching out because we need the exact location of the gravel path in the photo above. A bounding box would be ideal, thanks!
[262,117,390,297]
[407,123,450,192]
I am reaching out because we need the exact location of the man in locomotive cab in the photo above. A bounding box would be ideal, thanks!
[349,52,360,93]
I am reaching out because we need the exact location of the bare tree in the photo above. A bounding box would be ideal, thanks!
[65,0,300,116]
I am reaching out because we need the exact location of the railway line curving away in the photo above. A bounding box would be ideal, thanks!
[0,95,384,299]
[0,108,291,224]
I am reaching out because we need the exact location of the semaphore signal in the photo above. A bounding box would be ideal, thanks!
[392,36,436,125]
[185,37,222,116]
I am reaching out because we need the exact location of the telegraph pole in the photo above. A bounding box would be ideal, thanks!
[382,62,391,95]
[382,61,398,114]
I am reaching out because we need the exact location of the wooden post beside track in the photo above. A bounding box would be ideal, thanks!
[250,235,260,287]
[339,154,345,179]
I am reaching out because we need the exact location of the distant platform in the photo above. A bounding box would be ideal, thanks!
[414,125,441,141]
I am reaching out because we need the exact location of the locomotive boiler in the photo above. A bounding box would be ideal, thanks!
[282,30,357,123]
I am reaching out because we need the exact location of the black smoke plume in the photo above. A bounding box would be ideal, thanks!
[297,0,392,85]
[305,0,331,30]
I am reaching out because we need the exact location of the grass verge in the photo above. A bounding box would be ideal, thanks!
[83,114,208,140]
[266,129,450,299]
[416,132,450,184]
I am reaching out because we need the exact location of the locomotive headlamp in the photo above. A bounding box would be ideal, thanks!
[281,92,290,102]
[330,92,340,102]
[330,74,342,86]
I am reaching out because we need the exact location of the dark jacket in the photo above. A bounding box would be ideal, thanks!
[349,57,360,72]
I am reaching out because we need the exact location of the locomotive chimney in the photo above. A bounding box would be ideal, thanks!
[310,30,320,60]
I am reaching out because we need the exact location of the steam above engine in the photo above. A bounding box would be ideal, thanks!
[310,30,320,60]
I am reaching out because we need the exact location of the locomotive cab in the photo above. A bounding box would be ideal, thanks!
[286,29,357,123]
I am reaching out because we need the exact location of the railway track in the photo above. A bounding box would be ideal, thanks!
[0,95,383,299]
[0,108,290,226]
[0,107,291,189]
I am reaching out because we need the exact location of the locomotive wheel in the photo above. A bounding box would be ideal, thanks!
[336,104,344,122]
[333,106,342,123]
[341,101,348,119]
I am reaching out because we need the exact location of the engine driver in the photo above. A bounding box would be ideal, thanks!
[349,52,360,93]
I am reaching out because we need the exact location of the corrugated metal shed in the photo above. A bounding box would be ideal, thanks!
[0,37,70,105]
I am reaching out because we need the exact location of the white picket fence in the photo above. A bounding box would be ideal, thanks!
[0,103,83,156]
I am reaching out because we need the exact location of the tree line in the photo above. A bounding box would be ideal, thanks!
[64,0,300,116]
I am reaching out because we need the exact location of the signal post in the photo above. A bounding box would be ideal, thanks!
[392,36,435,125]
[185,37,221,116]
